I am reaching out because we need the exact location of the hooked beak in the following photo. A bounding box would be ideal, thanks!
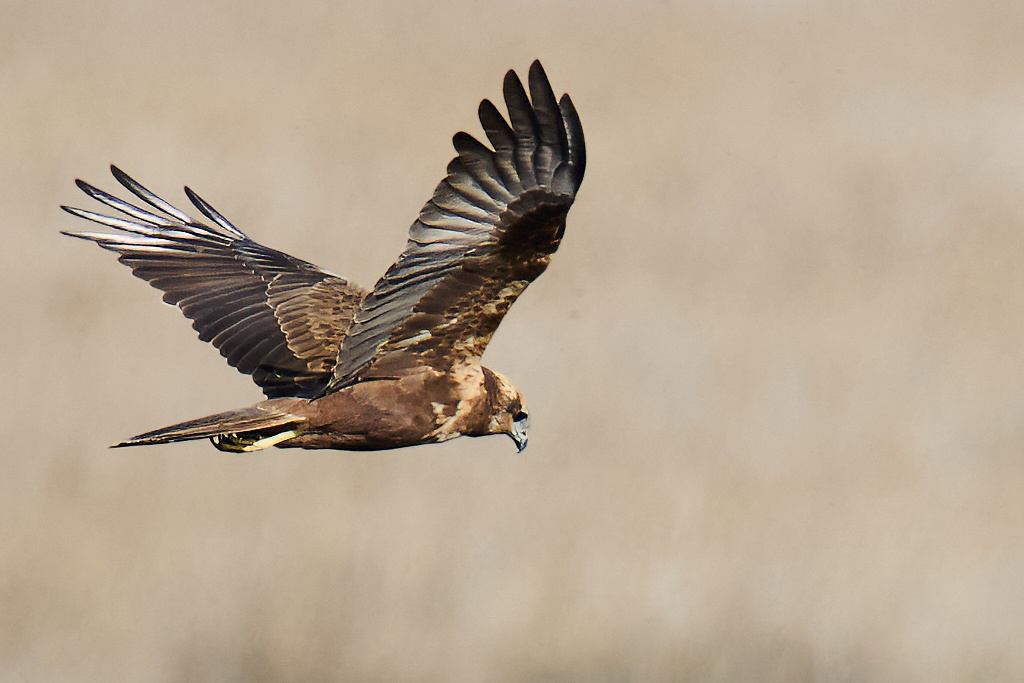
[510,421,528,453]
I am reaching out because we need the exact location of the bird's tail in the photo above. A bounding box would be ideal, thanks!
[113,400,309,452]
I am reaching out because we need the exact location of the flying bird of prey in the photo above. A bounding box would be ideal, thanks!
[62,61,585,453]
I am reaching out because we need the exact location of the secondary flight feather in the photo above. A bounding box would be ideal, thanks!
[63,60,585,452]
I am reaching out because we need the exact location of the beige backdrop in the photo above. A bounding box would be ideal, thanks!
[3,1,1024,681]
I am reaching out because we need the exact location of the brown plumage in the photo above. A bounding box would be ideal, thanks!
[62,60,585,453]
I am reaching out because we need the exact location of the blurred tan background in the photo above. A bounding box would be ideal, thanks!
[3,0,1024,680]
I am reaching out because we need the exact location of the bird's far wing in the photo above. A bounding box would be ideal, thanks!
[323,60,586,392]
[63,166,367,398]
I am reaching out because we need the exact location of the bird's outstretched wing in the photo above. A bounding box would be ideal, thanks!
[324,60,586,392]
[63,166,366,398]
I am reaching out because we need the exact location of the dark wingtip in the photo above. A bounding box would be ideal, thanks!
[59,205,92,221]
[478,98,499,121]
[558,93,586,183]
[528,62,552,103]
[503,67,524,95]
[183,185,202,208]
[183,185,243,237]
[59,206,92,222]
[529,59,546,81]
[109,164,135,191]
[109,164,142,194]
[60,228,102,243]
[110,441,133,448]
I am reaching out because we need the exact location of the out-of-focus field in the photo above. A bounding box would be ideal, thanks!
[3,1,1024,680]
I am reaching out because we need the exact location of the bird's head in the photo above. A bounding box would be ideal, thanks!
[482,367,530,452]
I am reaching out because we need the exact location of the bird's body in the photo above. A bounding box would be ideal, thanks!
[139,364,522,452]
[63,61,584,453]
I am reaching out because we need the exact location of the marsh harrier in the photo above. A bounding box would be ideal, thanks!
[62,61,585,452]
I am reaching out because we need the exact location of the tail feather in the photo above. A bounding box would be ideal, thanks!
[114,402,307,448]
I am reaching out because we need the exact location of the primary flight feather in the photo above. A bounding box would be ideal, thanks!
[63,60,585,453]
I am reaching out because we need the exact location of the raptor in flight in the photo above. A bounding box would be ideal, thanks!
[63,61,585,453]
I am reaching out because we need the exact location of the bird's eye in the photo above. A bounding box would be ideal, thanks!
[513,410,528,423]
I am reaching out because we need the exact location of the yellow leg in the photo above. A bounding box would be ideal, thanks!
[212,429,301,453]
